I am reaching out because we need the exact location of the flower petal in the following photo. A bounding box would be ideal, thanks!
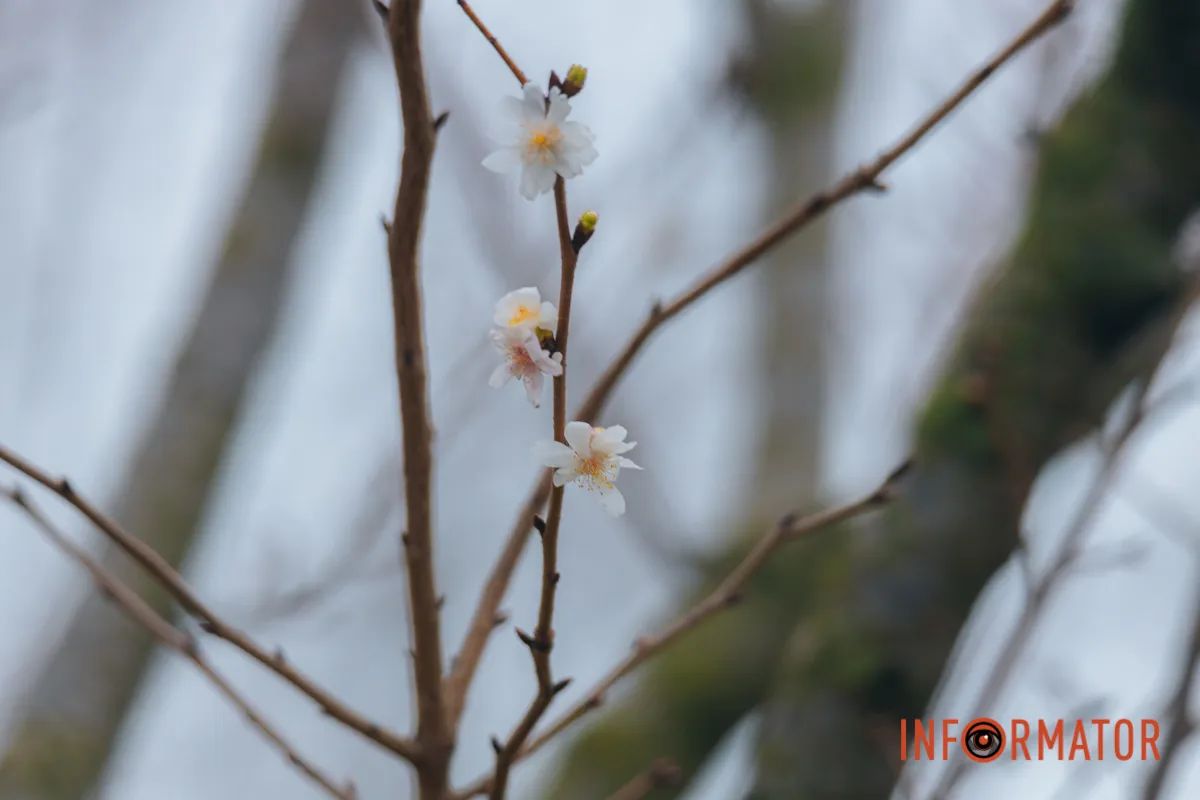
[521,332,547,360]
[520,82,546,119]
[488,363,512,388]
[540,353,563,377]
[564,421,593,457]
[533,440,575,468]
[617,456,642,470]
[489,328,511,351]
[539,301,558,331]
[523,372,544,406]
[520,163,556,200]
[591,426,636,457]
[597,487,626,517]
[561,122,597,157]
[494,287,541,327]
[546,87,571,125]
[482,146,522,174]
[596,425,627,444]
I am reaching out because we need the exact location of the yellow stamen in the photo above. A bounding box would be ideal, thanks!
[508,305,538,327]
[527,127,561,154]
[578,456,614,490]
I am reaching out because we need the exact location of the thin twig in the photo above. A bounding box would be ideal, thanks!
[455,0,528,86]
[446,0,1078,735]
[0,485,356,800]
[0,444,420,763]
[489,176,581,800]
[486,669,570,800]
[605,758,683,800]
[385,0,452,793]
[451,463,908,799]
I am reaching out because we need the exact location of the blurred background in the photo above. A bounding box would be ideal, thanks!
[0,0,1198,797]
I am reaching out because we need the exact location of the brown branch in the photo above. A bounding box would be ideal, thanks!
[0,485,357,800]
[445,0,1077,735]
[0,444,420,763]
[455,0,528,86]
[605,758,683,800]
[451,463,908,799]
[489,177,581,800]
[486,666,571,800]
[385,0,453,794]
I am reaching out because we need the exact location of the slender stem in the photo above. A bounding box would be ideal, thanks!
[456,0,527,85]
[446,0,1077,732]
[451,464,907,799]
[0,443,420,762]
[537,177,579,653]
[385,0,452,793]
[1,485,357,800]
[490,177,579,800]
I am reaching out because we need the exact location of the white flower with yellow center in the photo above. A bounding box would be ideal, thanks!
[482,83,598,200]
[534,422,642,516]
[494,286,557,336]
[489,327,562,407]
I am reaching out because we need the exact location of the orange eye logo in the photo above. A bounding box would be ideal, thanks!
[963,718,1005,762]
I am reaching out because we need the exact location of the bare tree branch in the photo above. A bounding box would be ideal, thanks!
[0,444,420,763]
[446,0,1079,739]
[455,0,527,86]
[0,485,357,800]
[384,0,452,792]
[488,176,582,800]
[451,463,908,799]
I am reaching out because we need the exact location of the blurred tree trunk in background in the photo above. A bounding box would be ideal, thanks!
[746,0,844,514]
[0,3,362,797]
[747,0,1200,796]
[539,3,848,797]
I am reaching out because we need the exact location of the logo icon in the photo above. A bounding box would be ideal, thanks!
[963,718,1005,762]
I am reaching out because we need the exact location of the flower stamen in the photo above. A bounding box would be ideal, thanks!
[508,305,538,327]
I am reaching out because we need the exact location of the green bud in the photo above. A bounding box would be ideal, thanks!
[566,64,588,87]
[561,64,589,97]
[572,211,599,253]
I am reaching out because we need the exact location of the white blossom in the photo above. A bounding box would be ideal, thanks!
[482,83,598,200]
[493,286,557,335]
[534,422,641,516]
[489,328,562,407]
